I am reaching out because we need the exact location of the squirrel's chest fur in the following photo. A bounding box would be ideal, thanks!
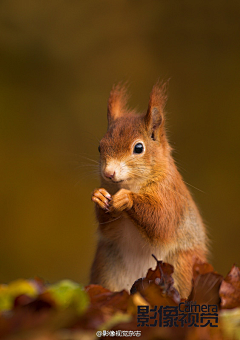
[104,216,168,291]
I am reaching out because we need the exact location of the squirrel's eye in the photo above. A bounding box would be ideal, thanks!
[98,145,101,153]
[133,142,144,154]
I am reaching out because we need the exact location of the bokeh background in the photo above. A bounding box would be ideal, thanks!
[0,1,239,285]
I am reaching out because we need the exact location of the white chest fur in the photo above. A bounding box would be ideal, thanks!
[111,217,167,291]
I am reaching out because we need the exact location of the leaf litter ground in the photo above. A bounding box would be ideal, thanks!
[1,256,240,340]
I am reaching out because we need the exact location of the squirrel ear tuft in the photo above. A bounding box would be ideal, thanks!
[144,80,169,132]
[107,83,129,126]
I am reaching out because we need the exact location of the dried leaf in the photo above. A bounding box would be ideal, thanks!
[73,306,113,330]
[192,261,214,280]
[188,272,223,306]
[220,265,240,309]
[130,256,180,305]
[139,283,179,306]
[85,284,130,312]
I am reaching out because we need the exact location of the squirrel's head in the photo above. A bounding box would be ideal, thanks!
[98,82,171,188]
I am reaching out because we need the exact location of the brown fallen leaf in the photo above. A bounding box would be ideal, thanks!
[74,286,131,331]
[139,282,179,307]
[130,255,181,305]
[192,260,214,280]
[85,284,130,312]
[219,264,240,309]
[85,285,113,305]
[72,306,113,330]
[188,264,223,306]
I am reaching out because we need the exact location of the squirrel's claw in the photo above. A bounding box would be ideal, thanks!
[91,188,111,211]
[109,189,133,213]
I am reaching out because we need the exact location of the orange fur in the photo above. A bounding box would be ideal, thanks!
[90,83,208,298]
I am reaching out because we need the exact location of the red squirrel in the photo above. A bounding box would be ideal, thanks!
[90,82,208,298]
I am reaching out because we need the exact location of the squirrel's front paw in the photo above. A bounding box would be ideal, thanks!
[91,188,111,211]
[109,189,133,214]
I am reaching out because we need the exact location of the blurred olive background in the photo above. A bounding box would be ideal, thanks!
[0,1,239,285]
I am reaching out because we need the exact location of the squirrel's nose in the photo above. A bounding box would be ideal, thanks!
[104,170,115,180]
